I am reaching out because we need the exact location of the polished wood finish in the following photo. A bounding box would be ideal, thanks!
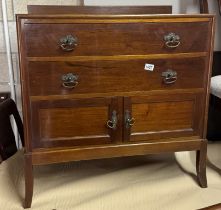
[24,21,210,57]
[196,139,207,187]
[27,5,172,15]
[31,139,203,165]
[16,10,215,208]
[24,154,33,209]
[26,52,208,62]
[28,57,207,96]
[124,93,204,142]
[199,0,221,15]
[199,0,209,13]
[31,97,122,148]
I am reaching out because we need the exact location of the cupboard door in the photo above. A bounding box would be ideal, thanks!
[30,97,122,149]
[123,93,204,142]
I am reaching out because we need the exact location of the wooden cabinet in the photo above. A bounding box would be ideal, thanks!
[16,8,215,208]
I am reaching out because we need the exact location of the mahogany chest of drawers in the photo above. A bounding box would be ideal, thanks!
[17,12,214,208]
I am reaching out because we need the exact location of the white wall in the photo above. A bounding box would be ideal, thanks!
[85,0,221,51]
[84,0,201,13]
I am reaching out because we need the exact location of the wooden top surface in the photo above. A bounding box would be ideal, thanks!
[27,5,172,15]
[16,13,215,19]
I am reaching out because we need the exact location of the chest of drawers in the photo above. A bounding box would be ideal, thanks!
[17,13,214,208]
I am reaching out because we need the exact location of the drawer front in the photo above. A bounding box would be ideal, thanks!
[24,21,211,57]
[30,97,122,149]
[123,93,204,142]
[28,57,206,96]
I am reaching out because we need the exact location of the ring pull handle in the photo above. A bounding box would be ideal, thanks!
[107,110,118,130]
[60,35,78,52]
[164,33,180,48]
[62,73,79,89]
[125,110,135,129]
[162,69,177,84]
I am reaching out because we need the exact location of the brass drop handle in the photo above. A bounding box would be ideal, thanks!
[107,110,118,130]
[62,73,79,89]
[125,110,135,128]
[60,35,78,52]
[164,33,180,48]
[162,69,177,84]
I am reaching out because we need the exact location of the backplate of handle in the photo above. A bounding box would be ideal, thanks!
[164,33,180,48]
[125,110,135,129]
[162,69,177,84]
[60,35,78,52]
[107,110,118,130]
[62,73,79,89]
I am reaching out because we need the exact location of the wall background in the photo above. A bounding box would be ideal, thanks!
[0,0,81,112]
[0,0,220,111]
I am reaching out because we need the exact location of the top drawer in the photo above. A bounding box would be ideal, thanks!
[23,20,212,57]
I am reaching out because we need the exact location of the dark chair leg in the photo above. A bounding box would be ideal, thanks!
[218,0,221,15]
[0,98,24,161]
[199,0,209,13]
[196,140,207,188]
[24,154,33,209]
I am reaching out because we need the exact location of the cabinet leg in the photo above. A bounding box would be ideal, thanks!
[24,154,33,208]
[196,140,207,188]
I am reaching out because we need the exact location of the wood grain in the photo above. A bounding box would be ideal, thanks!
[28,57,207,96]
[24,22,211,57]
[27,5,172,15]
[124,92,203,142]
[30,139,203,165]
[39,106,109,138]
[27,52,208,62]
[31,97,122,148]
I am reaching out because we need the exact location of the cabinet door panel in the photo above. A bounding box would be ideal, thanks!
[31,97,122,148]
[123,93,203,142]
[39,106,108,138]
